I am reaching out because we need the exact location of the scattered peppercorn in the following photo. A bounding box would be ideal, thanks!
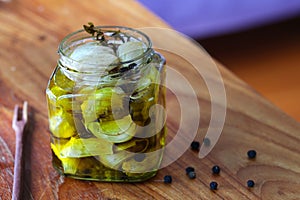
[247,180,255,187]
[164,175,172,183]
[210,181,218,190]
[212,165,220,175]
[185,166,195,175]
[191,141,200,151]
[188,171,196,179]
[247,150,257,159]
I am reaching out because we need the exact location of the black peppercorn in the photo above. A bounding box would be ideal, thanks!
[128,63,137,69]
[210,181,218,190]
[188,171,196,179]
[119,63,137,73]
[164,175,172,183]
[247,180,255,187]
[134,153,146,162]
[247,150,257,159]
[185,166,195,175]
[191,141,200,151]
[212,165,220,175]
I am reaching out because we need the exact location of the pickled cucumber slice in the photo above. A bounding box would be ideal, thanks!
[115,138,149,153]
[60,137,113,158]
[129,65,161,125]
[117,41,145,62]
[129,78,151,100]
[96,115,132,135]
[70,43,119,72]
[49,109,76,138]
[133,64,160,94]
[122,151,162,173]
[81,87,126,123]
[87,119,136,143]
[54,68,75,92]
[47,85,71,110]
[51,143,80,174]
[115,138,145,151]
[99,151,132,169]
[49,84,67,99]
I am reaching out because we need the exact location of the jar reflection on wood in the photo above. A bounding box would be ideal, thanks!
[46,26,166,182]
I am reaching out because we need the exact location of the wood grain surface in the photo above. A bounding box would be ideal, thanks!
[1,0,300,199]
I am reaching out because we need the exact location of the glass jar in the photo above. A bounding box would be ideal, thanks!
[46,26,166,182]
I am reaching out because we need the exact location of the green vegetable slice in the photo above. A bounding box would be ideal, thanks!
[122,151,162,173]
[47,85,72,110]
[59,137,113,158]
[87,118,136,143]
[81,87,126,123]
[98,151,132,169]
[115,138,149,153]
[69,42,119,72]
[54,68,75,92]
[129,65,161,125]
[117,41,145,62]
[49,109,76,138]
[51,143,80,174]
[98,115,132,135]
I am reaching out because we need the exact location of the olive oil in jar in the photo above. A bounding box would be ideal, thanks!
[46,25,166,182]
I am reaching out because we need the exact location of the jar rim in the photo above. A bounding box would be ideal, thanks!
[58,26,153,68]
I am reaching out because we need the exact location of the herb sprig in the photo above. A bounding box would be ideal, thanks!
[82,22,140,74]
[83,22,131,44]
[83,22,105,42]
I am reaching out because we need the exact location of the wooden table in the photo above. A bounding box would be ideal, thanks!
[1,0,300,199]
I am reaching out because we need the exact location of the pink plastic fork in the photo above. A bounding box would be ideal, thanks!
[11,101,28,200]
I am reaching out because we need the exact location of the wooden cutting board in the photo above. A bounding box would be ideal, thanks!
[0,0,300,199]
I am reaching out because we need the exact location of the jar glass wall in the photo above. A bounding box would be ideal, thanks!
[46,26,166,182]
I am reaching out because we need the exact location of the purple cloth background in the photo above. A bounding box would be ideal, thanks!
[138,0,300,38]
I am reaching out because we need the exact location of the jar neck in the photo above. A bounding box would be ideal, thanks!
[58,46,154,75]
[58,26,153,72]
[58,49,156,87]
[57,26,157,86]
